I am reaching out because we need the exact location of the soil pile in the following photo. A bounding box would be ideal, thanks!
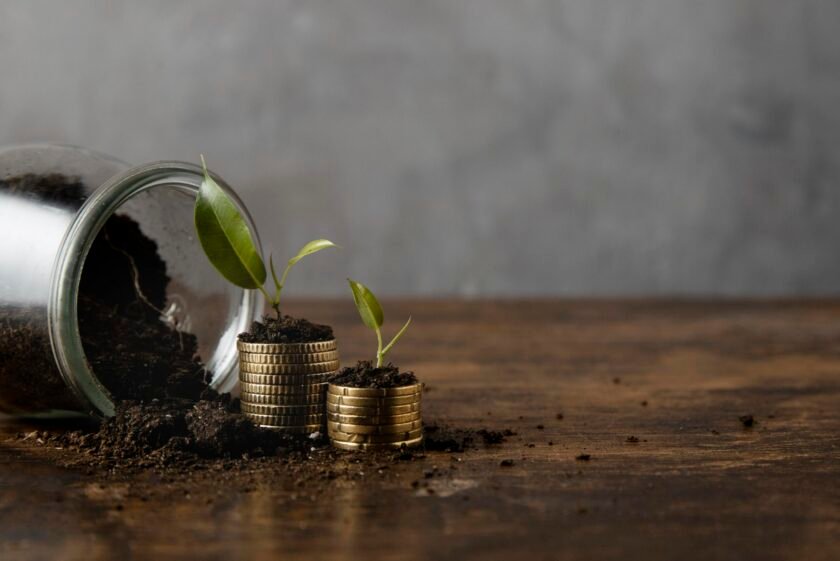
[43,395,323,470]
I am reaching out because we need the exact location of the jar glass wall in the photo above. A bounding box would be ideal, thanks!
[0,144,262,417]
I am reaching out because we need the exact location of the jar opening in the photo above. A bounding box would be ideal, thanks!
[49,162,262,417]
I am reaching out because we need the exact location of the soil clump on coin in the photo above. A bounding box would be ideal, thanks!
[329,361,418,388]
[238,315,334,344]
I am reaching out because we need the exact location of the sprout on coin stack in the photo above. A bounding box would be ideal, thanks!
[326,279,422,451]
[194,156,339,432]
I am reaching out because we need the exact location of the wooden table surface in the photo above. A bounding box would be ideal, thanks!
[2,299,840,561]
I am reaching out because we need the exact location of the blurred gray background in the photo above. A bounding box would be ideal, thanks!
[2,1,839,296]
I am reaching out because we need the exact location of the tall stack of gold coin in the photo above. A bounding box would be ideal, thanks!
[237,340,339,433]
[326,382,423,450]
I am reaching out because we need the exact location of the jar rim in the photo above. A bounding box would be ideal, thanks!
[47,161,262,417]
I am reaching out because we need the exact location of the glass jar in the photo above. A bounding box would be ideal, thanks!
[0,144,263,418]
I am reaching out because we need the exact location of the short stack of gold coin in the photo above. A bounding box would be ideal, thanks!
[326,382,423,450]
[237,339,339,433]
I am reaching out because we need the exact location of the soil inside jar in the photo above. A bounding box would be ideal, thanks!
[238,315,333,343]
[78,213,209,402]
[329,361,418,388]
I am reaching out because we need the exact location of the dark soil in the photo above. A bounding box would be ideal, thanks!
[239,315,333,343]
[79,214,210,402]
[0,314,80,413]
[329,361,418,388]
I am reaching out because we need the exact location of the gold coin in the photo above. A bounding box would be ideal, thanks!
[239,372,334,385]
[243,412,325,426]
[255,423,324,433]
[237,340,337,354]
[326,411,421,425]
[327,383,422,398]
[240,391,325,405]
[328,428,423,444]
[325,402,421,416]
[240,402,325,416]
[239,382,327,395]
[239,350,339,364]
[239,361,340,375]
[326,419,423,435]
[325,393,421,407]
[330,436,424,451]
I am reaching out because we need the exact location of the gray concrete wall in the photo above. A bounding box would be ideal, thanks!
[2,1,839,296]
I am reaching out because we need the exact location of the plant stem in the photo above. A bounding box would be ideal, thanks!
[269,258,293,320]
[257,286,279,317]
[375,326,384,368]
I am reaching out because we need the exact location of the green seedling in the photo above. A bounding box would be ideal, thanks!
[194,155,338,316]
[348,279,411,368]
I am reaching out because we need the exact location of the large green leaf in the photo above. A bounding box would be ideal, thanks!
[288,239,339,266]
[348,278,383,329]
[195,156,266,289]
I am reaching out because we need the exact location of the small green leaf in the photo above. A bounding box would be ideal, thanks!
[195,156,266,289]
[288,239,339,266]
[382,316,412,357]
[348,278,383,330]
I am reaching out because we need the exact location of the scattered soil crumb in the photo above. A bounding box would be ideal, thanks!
[499,459,514,467]
[423,424,513,453]
[238,315,333,343]
[575,454,591,461]
[329,361,418,389]
[739,414,756,428]
[556,413,564,420]
[626,436,640,443]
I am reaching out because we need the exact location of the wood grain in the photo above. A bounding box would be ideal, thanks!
[2,299,839,561]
